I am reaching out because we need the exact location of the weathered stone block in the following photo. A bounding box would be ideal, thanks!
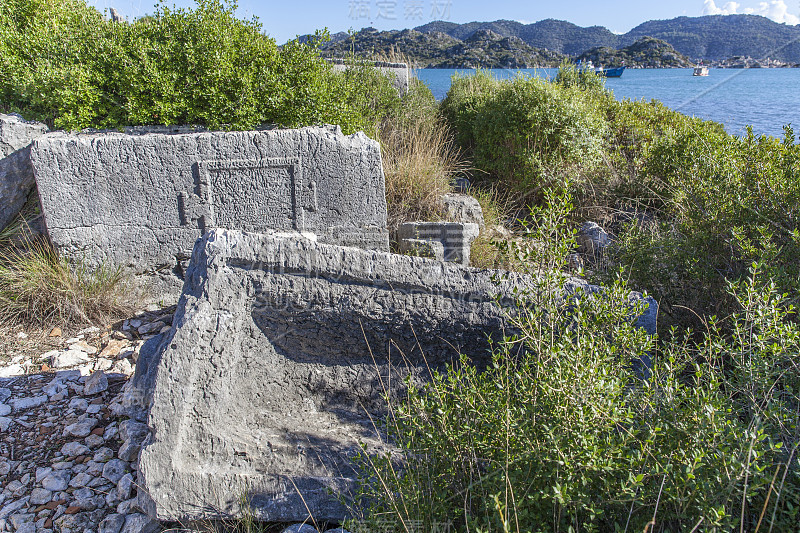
[134,229,658,523]
[0,114,49,230]
[396,237,445,260]
[441,193,485,228]
[136,229,529,523]
[30,125,388,274]
[328,59,410,94]
[397,221,480,265]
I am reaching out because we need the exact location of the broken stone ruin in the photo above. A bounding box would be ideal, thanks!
[0,117,658,530]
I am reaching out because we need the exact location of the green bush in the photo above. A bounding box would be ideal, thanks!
[441,70,607,201]
[349,189,800,532]
[0,0,400,133]
[608,124,800,326]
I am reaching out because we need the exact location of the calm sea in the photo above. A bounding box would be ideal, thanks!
[415,68,800,139]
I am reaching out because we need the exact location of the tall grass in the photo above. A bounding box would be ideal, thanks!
[0,236,135,326]
[380,79,465,233]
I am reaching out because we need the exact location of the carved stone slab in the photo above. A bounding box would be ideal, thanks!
[132,229,659,523]
[30,126,388,274]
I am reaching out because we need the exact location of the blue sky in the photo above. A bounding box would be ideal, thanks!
[86,0,800,43]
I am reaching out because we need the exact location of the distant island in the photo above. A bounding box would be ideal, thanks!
[308,14,800,69]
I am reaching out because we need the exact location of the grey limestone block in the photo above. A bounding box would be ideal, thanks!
[135,229,658,524]
[396,237,445,260]
[328,59,410,94]
[577,221,610,256]
[0,113,49,230]
[136,228,529,523]
[30,125,389,274]
[397,221,480,266]
[441,193,485,228]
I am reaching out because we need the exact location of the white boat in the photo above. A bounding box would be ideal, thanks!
[693,65,709,76]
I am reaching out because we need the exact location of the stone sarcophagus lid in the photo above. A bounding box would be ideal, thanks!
[130,229,657,523]
[30,125,389,275]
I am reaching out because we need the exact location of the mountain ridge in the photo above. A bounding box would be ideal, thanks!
[410,14,800,63]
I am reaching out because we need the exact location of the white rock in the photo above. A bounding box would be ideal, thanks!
[95,358,114,372]
[0,364,24,378]
[41,470,71,492]
[102,459,127,483]
[64,418,98,438]
[0,417,10,432]
[84,371,108,395]
[29,488,52,505]
[116,497,137,515]
[0,388,9,402]
[39,350,61,361]
[78,326,101,336]
[52,350,91,368]
[16,522,35,533]
[76,364,95,376]
[69,341,98,355]
[15,332,27,339]
[0,461,12,476]
[99,513,126,533]
[85,433,104,448]
[0,404,9,416]
[35,467,52,483]
[11,395,47,411]
[69,472,94,489]
[42,381,66,397]
[120,513,159,533]
[86,404,103,415]
[93,447,114,463]
[116,473,134,501]
[110,359,134,376]
[68,398,89,411]
[60,441,90,457]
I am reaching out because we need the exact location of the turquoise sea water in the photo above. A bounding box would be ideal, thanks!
[415,68,800,139]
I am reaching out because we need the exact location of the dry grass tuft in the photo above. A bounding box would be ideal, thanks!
[468,186,515,270]
[381,112,465,233]
[0,236,136,327]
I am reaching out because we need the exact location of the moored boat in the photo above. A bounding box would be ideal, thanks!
[599,65,625,77]
[577,61,625,78]
[693,65,709,76]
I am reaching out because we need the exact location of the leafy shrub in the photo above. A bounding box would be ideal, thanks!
[380,79,460,232]
[608,124,800,326]
[349,189,800,532]
[0,0,400,133]
[441,71,607,201]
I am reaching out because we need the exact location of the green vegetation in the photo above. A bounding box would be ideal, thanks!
[0,0,405,326]
[350,190,800,532]
[441,68,607,199]
[438,67,800,330]
[350,68,800,531]
[0,0,401,133]
[0,235,134,326]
